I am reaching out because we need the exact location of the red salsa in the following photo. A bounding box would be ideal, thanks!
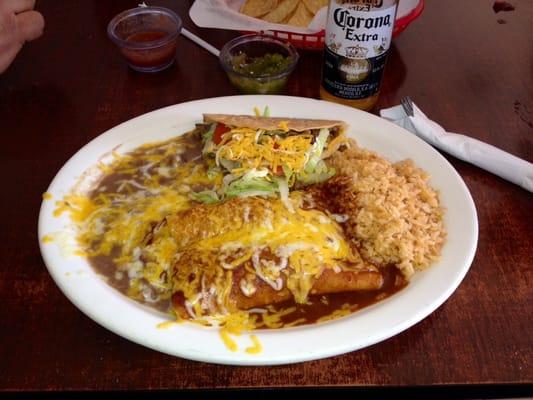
[120,30,177,70]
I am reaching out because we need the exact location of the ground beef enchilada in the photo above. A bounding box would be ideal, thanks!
[167,196,383,320]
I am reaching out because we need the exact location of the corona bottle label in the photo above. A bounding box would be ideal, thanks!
[321,0,397,102]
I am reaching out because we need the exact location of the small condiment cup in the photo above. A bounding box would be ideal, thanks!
[107,6,182,73]
[219,34,299,94]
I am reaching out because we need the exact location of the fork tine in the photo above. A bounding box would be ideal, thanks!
[405,96,414,114]
[401,96,414,117]
[400,97,408,116]
[400,97,408,115]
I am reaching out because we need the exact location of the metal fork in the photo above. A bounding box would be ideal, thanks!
[401,96,414,117]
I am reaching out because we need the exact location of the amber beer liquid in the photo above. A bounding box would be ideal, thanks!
[320,0,399,110]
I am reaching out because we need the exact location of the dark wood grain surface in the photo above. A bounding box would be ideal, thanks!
[0,0,531,391]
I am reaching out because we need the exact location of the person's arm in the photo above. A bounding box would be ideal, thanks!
[0,0,44,74]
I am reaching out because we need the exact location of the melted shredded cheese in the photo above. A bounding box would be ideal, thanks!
[41,234,54,243]
[156,320,181,329]
[245,335,262,354]
[216,127,313,176]
[54,130,361,354]
[219,330,238,352]
[54,135,212,305]
[261,306,297,329]
[172,194,354,317]
[316,303,352,323]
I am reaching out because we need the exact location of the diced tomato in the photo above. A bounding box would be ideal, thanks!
[213,123,231,144]
[274,166,284,176]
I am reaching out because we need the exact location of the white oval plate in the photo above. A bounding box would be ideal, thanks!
[38,95,478,365]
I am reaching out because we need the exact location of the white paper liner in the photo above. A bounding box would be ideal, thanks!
[190,0,327,34]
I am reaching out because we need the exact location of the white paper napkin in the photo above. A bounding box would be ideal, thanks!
[380,102,533,192]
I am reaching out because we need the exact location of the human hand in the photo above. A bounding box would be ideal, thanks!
[0,0,44,74]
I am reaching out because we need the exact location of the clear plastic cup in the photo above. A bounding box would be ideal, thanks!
[219,34,299,94]
[107,6,182,73]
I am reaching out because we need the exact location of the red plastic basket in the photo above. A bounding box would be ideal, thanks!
[242,0,424,51]
[393,0,425,37]
[240,29,325,51]
[257,29,325,51]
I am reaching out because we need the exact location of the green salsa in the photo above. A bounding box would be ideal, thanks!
[230,52,294,76]
[225,51,295,95]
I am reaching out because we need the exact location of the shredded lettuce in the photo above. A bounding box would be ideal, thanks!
[226,178,278,198]
[206,166,222,181]
[241,168,270,180]
[219,158,240,172]
[226,169,278,198]
[282,164,293,180]
[304,128,329,173]
[273,176,293,213]
[201,124,217,156]
[253,106,270,117]
[222,172,238,188]
[202,123,215,142]
[296,166,336,185]
[189,190,220,204]
[293,128,336,185]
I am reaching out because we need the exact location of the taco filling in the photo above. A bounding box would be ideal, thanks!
[191,114,350,207]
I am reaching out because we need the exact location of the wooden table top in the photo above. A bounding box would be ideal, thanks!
[0,0,531,393]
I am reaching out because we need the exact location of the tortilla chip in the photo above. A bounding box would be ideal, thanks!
[281,6,297,24]
[203,114,346,132]
[302,0,328,14]
[287,1,314,27]
[262,0,300,23]
[240,0,278,18]
[281,13,293,24]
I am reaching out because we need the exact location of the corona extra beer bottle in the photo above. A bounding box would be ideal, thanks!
[320,0,399,111]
